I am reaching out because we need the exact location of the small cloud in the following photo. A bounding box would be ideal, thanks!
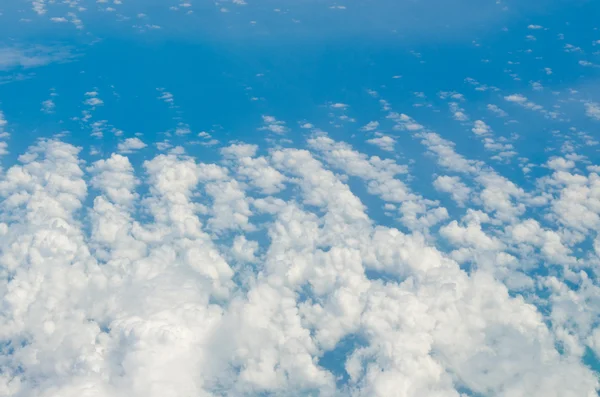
[330,102,349,109]
[546,157,575,171]
[531,81,543,91]
[472,120,492,136]
[361,121,379,131]
[175,123,191,135]
[504,94,543,111]
[487,104,508,117]
[366,135,395,152]
[0,45,74,72]
[259,115,288,134]
[41,99,55,114]
[585,102,600,120]
[118,137,147,153]
[84,97,104,107]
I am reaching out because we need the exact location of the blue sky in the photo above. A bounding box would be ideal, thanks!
[0,1,600,396]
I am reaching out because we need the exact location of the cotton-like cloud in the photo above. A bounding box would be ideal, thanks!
[433,175,471,206]
[0,138,599,397]
[472,120,491,136]
[260,115,288,134]
[361,121,379,131]
[366,135,396,152]
[117,137,147,153]
[585,102,600,120]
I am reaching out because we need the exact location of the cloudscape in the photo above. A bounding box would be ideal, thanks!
[0,0,599,396]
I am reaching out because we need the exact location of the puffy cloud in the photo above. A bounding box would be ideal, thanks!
[585,102,600,120]
[472,120,491,136]
[41,99,55,114]
[433,175,471,206]
[449,102,468,121]
[487,104,508,117]
[0,111,8,136]
[221,143,286,194]
[544,170,600,233]
[547,157,575,171]
[366,135,396,152]
[260,115,288,134]
[330,103,349,109]
[0,138,598,397]
[360,121,379,131]
[503,94,559,119]
[117,137,147,153]
[308,134,447,231]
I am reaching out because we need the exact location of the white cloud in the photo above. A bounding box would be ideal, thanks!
[547,157,575,171]
[260,115,288,134]
[487,104,508,117]
[366,135,395,152]
[221,143,286,194]
[330,102,349,109]
[440,219,503,250]
[0,110,7,138]
[585,102,600,120]
[0,45,73,71]
[504,93,549,115]
[117,137,147,153]
[361,121,379,131]
[472,120,492,136]
[84,91,104,107]
[449,102,468,121]
[174,122,191,135]
[41,99,55,113]
[0,123,599,397]
[531,81,544,91]
[308,135,447,231]
[433,175,471,206]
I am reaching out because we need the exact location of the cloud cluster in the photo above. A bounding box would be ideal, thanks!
[0,136,598,397]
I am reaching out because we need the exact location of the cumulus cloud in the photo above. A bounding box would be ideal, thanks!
[433,175,471,206]
[585,102,600,120]
[472,120,491,136]
[260,115,288,134]
[0,110,8,138]
[2,16,600,393]
[0,138,598,397]
[117,137,147,153]
[366,134,396,151]
[487,104,508,117]
[361,121,379,131]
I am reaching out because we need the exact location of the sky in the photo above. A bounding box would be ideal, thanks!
[0,0,600,396]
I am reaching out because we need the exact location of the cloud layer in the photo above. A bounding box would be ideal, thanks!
[0,135,598,396]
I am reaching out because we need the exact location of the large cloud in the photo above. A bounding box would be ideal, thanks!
[0,138,598,397]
